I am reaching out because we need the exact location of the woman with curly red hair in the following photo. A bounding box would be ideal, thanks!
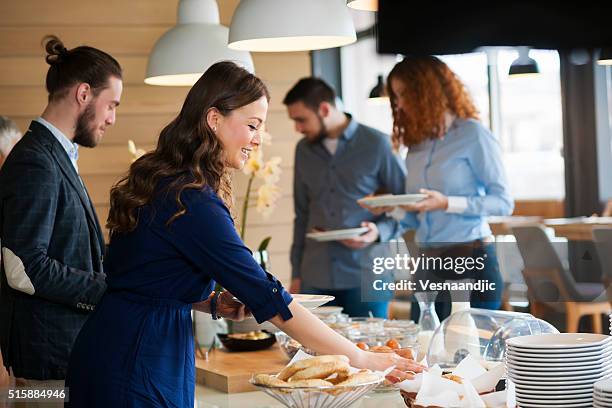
[363,56,513,321]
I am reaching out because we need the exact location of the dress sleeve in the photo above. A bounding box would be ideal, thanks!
[166,190,293,324]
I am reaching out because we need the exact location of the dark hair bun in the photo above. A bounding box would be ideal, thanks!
[43,35,68,65]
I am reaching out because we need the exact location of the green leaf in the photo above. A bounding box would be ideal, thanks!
[258,236,272,252]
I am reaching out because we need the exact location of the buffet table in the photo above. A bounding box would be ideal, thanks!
[194,384,407,408]
[194,343,413,406]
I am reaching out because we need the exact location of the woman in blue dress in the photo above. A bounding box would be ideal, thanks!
[362,56,514,321]
[65,61,423,408]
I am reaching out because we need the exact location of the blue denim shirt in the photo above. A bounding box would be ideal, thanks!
[291,117,406,289]
[398,118,514,245]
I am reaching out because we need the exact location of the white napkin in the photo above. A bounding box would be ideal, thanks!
[481,391,508,408]
[460,380,486,408]
[398,355,506,407]
[414,371,466,405]
[452,354,487,380]
[471,361,505,394]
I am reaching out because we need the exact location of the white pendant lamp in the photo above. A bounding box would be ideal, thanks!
[228,0,356,52]
[347,0,378,12]
[145,0,254,86]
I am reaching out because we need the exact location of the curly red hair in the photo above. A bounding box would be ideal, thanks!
[387,56,479,148]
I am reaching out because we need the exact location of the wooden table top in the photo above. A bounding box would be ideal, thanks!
[543,217,612,240]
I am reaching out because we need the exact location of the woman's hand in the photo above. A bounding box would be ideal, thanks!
[352,349,426,376]
[192,292,215,313]
[192,291,251,321]
[399,188,448,213]
[216,291,250,321]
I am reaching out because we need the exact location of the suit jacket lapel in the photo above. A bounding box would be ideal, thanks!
[29,122,105,254]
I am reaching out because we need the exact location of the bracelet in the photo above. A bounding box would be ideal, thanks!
[211,291,222,320]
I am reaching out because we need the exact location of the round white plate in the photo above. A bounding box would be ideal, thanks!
[357,193,427,207]
[513,381,595,391]
[516,391,593,400]
[508,366,612,378]
[507,356,612,368]
[517,403,590,408]
[312,306,343,315]
[507,345,612,358]
[594,391,612,399]
[306,227,369,242]
[509,373,612,386]
[506,362,612,372]
[515,396,592,406]
[507,333,612,350]
[290,294,335,309]
[595,378,612,392]
[506,349,612,363]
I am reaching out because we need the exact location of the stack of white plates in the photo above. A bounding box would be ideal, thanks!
[594,378,612,407]
[506,333,612,408]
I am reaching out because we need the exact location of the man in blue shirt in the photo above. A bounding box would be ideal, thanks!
[283,77,406,317]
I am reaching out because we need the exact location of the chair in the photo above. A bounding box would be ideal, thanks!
[593,227,612,305]
[512,225,610,333]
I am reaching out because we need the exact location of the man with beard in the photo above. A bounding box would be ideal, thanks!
[0,35,122,406]
[283,78,405,317]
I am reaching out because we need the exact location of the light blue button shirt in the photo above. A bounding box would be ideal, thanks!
[399,118,513,245]
[35,117,79,173]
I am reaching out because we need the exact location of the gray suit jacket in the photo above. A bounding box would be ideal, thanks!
[0,121,107,380]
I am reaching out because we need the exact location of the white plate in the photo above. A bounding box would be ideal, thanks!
[509,372,612,386]
[508,366,612,378]
[507,356,612,367]
[518,403,590,408]
[515,384,593,395]
[507,333,612,349]
[507,362,612,372]
[357,194,427,207]
[231,294,334,310]
[515,395,592,405]
[312,306,343,316]
[516,391,593,400]
[519,404,590,408]
[506,351,612,367]
[290,294,335,309]
[514,383,595,392]
[306,227,369,242]
[593,392,612,401]
[507,344,612,358]
[595,378,612,392]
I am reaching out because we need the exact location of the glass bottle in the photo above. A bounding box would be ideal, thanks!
[415,291,440,360]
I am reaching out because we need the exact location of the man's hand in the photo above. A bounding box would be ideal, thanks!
[289,278,301,294]
[399,188,448,213]
[340,222,379,249]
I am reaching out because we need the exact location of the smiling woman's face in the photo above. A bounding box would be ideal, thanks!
[214,96,268,170]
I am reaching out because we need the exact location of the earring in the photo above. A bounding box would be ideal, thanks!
[212,126,217,133]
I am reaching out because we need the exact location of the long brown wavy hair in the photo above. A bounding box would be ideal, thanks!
[387,55,479,148]
[107,61,269,235]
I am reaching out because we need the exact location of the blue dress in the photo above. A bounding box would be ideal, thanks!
[65,187,293,408]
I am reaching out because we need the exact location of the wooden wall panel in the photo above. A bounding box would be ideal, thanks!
[0,0,309,286]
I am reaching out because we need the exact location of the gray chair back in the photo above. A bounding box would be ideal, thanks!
[593,227,612,300]
[512,225,580,302]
